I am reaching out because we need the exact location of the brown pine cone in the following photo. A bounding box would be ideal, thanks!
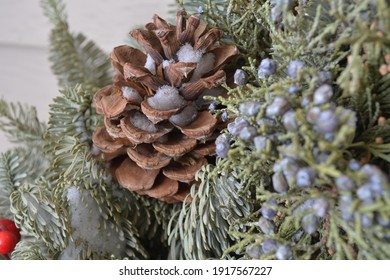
[92,10,239,203]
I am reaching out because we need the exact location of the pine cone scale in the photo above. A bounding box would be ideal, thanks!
[166,62,197,87]
[192,141,216,157]
[115,157,160,191]
[175,10,186,37]
[162,157,207,183]
[123,63,167,90]
[178,111,217,140]
[100,88,128,118]
[180,70,226,100]
[193,21,208,43]
[104,117,127,139]
[110,46,147,75]
[179,15,200,44]
[152,134,197,157]
[152,15,180,60]
[194,28,222,52]
[207,45,240,76]
[141,175,179,199]
[92,126,124,153]
[126,144,171,170]
[94,85,113,114]
[141,98,187,124]
[120,111,173,144]
[130,29,164,64]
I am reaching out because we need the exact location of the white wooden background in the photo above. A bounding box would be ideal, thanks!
[0,0,172,152]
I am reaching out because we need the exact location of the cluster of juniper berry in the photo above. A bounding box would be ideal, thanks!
[214,55,390,259]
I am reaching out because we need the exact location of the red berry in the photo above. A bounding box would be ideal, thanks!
[0,219,21,241]
[0,231,18,255]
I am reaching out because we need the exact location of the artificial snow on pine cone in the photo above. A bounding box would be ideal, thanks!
[92,10,239,203]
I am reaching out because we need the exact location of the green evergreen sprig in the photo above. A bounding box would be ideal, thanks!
[0,99,46,148]
[41,0,112,89]
[169,164,254,259]
[11,239,53,260]
[10,180,69,252]
[0,152,28,218]
[44,85,99,180]
[201,0,390,260]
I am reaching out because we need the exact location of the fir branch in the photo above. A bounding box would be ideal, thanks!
[0,151,22,218]
[0,149,47,218]
[169,164,254,259]
[167,205,186,260]
[169,165,229,259]
[11,239,53,260]
[0,98,46,148]
[43,84,98,180]
[10,180,70,251]
[46,136,100,181]
[45,84,98,151]
[40,0,112,89]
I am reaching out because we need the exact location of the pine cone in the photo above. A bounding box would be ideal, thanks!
[93,10,239,203]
